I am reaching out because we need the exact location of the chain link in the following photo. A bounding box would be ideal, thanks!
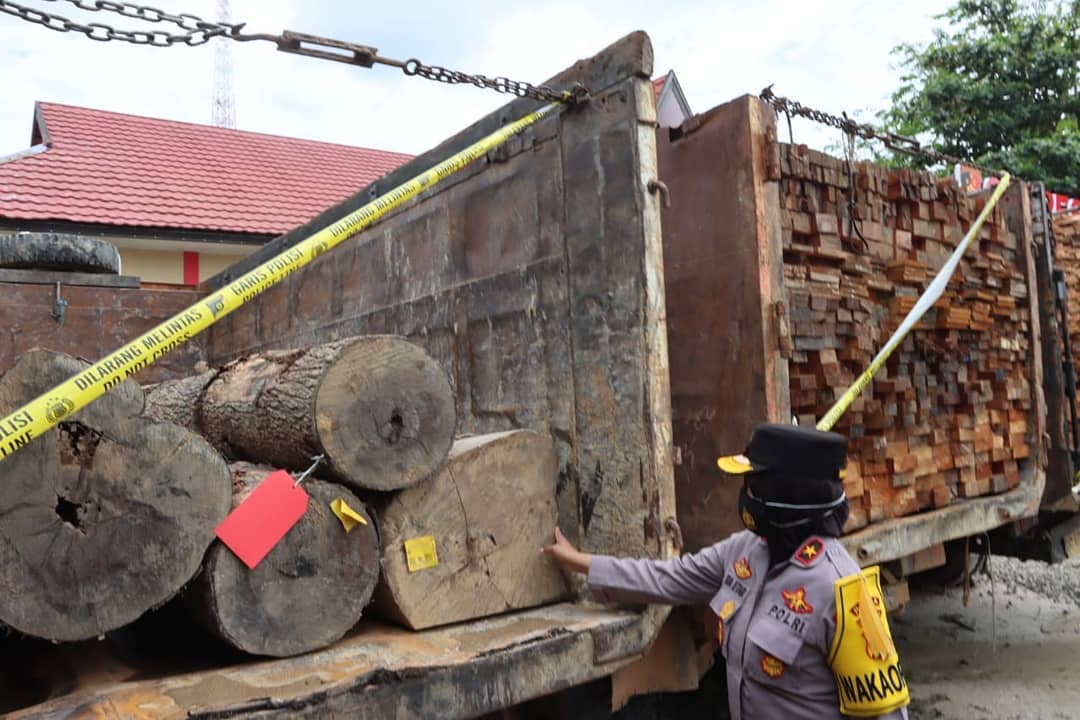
[1,0,229,45]
[49,0,225,32]
[759,85,1005,179]
[0,0,589,104]
[402,58,585,104]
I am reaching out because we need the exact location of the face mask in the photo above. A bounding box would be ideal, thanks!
[738,482,769,536]
[737,477,849,536]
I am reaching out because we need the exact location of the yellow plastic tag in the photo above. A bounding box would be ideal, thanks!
[404,535,439,572]
[329,498,368,532]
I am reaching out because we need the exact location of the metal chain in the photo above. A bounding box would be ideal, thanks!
[1,0,229,45]
[759,85,1005,178]
[0,0,589,104]
[401,58,584,104]
[49,0,229,32]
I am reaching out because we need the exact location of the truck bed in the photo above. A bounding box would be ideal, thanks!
[3,31,682,719]
[7,604,650,719]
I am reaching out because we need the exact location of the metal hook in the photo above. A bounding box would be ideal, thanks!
[293,454,325,486]
[51,282,68,325]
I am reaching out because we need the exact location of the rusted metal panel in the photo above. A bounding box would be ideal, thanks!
[610,607,709,711]
[656,96,786,552]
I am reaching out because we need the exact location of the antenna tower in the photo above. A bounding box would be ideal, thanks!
[211,0,236,128]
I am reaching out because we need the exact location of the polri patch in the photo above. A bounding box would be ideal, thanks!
[782,586,814,614]
[734,557,753,580]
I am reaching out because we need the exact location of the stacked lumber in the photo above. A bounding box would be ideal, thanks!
[1052,211,1080,363]
[778,145,1032,529]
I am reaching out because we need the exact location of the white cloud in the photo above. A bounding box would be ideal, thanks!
[0,0,950,161]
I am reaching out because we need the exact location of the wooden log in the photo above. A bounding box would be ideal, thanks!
[0,349,231,641]
[146,336,456,491]
[190,462,379,657]
[142,372,214,429]
[372,430,568,630]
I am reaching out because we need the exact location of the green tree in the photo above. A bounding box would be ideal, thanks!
[882,0,1080,194]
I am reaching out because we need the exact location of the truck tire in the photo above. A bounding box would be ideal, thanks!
[0,233,121,274]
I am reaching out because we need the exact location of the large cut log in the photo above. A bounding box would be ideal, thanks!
[0,348,231,642]
[145,336,456,491]
[189,462,379,657]
[372,430,568,630]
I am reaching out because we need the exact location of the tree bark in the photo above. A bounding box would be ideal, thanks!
[141,372,213,430]
[0,348,231,642]
[145,336,456,491]
[372,430,568,630]
[189,462,380,657]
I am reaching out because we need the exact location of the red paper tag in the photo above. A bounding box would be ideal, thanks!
[215,470,309,569]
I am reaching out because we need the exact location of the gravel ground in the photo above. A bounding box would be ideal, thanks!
[895,555,1080,720]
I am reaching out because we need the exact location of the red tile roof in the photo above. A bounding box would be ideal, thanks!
[653,73,668,100]
[0,102,413,236]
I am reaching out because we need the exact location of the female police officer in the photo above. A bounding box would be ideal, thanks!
[542,423,910,719]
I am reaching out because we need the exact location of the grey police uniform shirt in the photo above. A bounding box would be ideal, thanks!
[588,530,909,720]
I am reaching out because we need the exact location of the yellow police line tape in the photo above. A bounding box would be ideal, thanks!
[0,101,566,462]
[816,173,1012,432]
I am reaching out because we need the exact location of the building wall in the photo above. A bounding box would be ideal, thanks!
[0,281,207,382]
[0,225,261,286]
[105,235,254,286]
[119,247,185,284]
[657,92,689,129]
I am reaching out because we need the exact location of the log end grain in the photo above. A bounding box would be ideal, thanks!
[196,466,380,657]
[315,336,456,491]
[372,429,568,630]
[0,349,231,641]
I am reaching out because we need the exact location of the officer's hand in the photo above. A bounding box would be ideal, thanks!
[541,526,591,575]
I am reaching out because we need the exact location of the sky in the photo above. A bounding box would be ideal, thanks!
[0,0,950,160]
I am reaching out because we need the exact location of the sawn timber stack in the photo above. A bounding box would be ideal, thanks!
[778,145,1032,528]
[1052,210,1080,368]
[145,335,456,491]
[0,348,231,642]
